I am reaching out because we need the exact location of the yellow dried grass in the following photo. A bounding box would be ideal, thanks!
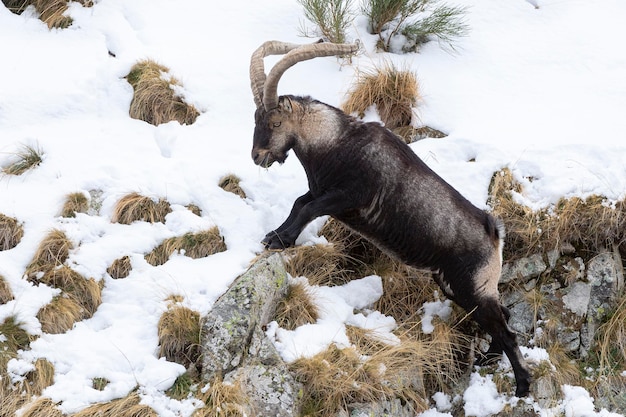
[157,305,201,368]
[0,213,24,251]
[71,391,158,417]
[218,174,246,198]
[274,280,319,330]
[60,192,89,218]
[342,62,419,132]
[25,229,72,280]
[0,274,14,304]
[488,168,626,259]
[18,396,63,417]
[111,192,172,224]
[145,228,226,266]
[107,255,132,279]
[127,60,200,126]
[193,376,250,417]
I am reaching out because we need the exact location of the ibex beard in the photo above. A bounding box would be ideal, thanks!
[249,40,531,398]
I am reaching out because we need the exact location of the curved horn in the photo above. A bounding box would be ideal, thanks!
[262,41,359,111]
[250,41,302,109]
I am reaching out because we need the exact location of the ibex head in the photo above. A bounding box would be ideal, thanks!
[249,40,359,168]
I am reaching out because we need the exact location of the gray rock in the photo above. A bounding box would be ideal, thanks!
[580,250,624,356]
[501,254,547,284]
[200,253,301,416]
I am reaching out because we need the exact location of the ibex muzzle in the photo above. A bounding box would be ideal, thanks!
[249,40,531,398]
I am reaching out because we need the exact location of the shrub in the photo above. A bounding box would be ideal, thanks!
[362,0,468,52]
[126,60,200,126]
[298,0,355,44]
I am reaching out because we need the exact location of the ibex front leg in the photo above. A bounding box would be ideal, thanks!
[262,191,351,250]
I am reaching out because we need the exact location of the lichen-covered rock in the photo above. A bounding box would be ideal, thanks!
[501,253,547,284]
[580,250,624,357]
[200,253,301,416]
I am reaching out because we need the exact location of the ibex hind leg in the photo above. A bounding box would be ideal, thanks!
[473,296,531,397]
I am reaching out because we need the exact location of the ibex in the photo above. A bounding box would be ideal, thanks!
[249,40,531,397]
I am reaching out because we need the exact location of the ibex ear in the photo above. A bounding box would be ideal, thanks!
[278,96,293,113]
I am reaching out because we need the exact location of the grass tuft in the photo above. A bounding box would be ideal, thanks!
[488,167,626,259]
[218,174,246,198]
[60,192,89,218]
[111,192,172,224]
[25,229,72,279]
[157,305,201,369]
[0,213,24,251]
[0,274,14,304]
[274,279,319,330]
[107,255,132,279]
[2,143,43,175]
[594,291,626,376]
[24,358,56,396]
[193,376,250,417]
[145,228,226,266]
[342,62,419,138]
[34,266,102,334]
[71,391,158,417]
[126,60,200,126]
[18,396,63,417]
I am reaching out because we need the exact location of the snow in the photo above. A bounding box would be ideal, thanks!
[1,0,625,416]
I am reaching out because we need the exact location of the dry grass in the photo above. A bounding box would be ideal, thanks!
[2,0,93,28]
[0,213,24,251]
[186,203,202,216]
[60,192,89,218]
[34,266,102,334]
[145,228,226,266]
[126,60,200,126]
[1,143,43,175]
[157,305,201,369]
[0,316,34,416]
[111,192,172,224]
[23,358,56,396]
[488,168,626,259]
[71,391,158,417]
[107,255,132,279]
[285,218,390,287]
[342,61,420,139]
[218,174,246,198]
[0,274,14,304]
[19,396,63,417]
[291,326,461,417]
[193,376,250,417]
[274,280,319,330]
[25,229,72,279]
[594,291,626,376]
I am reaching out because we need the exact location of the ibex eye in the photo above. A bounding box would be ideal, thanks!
[272,122,281,128]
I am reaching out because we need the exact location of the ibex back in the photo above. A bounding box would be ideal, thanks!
[249,40,531,397]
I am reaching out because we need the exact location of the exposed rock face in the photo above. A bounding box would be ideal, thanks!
[200,253,301,417]
[198,248,625,416]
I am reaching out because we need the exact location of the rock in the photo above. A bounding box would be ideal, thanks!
[501,254,547,284]
[200,253,301,416]
[580,250,624,357]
